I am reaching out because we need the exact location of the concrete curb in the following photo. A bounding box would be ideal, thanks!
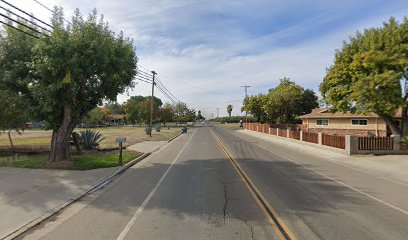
[4,132,184,240]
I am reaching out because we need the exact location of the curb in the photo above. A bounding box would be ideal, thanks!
[4,132,184,240]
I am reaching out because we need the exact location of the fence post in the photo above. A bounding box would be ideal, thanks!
[345,135,358,155]
[287,129,290,138]
[276,128,279,136]
[318,132,323,145]
[300,131,303,141]
[393,135,401,151]
[256,125,259,132]
[269,127,271,135]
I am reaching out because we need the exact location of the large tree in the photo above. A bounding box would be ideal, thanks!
[320,17,408,136]
[124,95,146,125]
[159,103,174,126]
[137,96,163,123]
[0,8,137,162]
[263,78,318,123]
[241,94,267,122]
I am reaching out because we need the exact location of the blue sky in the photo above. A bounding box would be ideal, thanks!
[6,0,408,118]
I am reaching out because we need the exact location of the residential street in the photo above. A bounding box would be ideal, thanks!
[20,125,408,240]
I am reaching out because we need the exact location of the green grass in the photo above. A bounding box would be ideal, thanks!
[0,150,142,170]
[214,122,242,130]
[73,151,141,170]
[0,154,48,168]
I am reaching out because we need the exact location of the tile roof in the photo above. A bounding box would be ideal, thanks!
[298,108,402,119]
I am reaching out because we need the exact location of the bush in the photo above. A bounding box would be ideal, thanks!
[80,129,106,150]
[145,127,152,135]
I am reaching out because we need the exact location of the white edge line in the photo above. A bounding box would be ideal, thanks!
[115,129,198,240]
[251,142,408,216]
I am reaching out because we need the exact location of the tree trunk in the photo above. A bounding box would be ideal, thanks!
[380,114,401,136]
[7,130,14,152]
[48,104,74,162]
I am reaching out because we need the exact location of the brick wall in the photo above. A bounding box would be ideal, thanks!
[307,128,386,137]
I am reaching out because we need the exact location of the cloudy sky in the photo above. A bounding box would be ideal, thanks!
[4,0,408,118]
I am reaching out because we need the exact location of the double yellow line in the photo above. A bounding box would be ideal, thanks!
[210,129,296,240]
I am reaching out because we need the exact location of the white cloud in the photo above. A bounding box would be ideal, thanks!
[5,0,408,118]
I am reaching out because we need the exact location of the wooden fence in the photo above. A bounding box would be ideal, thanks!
[277,128,287,137]
[289,130,300,140]
[322,134,345,149]
[302,132,319,144]
[358,137,394,150]
[270,127,277,135]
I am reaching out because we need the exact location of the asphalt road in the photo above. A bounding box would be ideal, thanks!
[20,125,408,240]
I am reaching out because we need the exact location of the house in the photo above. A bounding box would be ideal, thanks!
[298,108,402,137]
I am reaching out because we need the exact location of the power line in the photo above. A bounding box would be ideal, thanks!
[0,12,48,37]
[155,77,181,102]
[137,65,182,103]
[29,0,71,24]
[0,5,52,33]
[0,19,39,38]
[0,0,53,29]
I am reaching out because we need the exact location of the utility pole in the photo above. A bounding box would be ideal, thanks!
[149,71,157,137]
[241,85,251,124]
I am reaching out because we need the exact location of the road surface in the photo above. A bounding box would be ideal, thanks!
[19,125,408,240]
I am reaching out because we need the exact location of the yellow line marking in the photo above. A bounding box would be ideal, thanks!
[210,128,296,240]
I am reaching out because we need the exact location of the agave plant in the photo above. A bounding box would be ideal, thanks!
[154,124,161,132]
[80,129,106,150]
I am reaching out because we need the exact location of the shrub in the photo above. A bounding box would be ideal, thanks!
[80,129,106,150]
[145,127,152,135]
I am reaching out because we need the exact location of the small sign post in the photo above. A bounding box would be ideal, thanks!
[115,138,127,166]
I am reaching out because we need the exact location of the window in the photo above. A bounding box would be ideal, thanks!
[316,119,329,126]
[352,119,368,125]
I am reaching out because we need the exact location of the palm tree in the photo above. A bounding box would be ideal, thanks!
[227,104,233,117]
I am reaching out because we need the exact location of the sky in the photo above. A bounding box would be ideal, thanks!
[3,0,408,118]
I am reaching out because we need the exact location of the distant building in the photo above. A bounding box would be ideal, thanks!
[298,108,402,137]
[25,120,45,129]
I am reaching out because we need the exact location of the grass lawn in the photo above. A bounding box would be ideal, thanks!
[0,150,142,170]
[214,122,242,130]
[0,126,181,150]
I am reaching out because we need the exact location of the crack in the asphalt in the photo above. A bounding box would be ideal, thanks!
[223,183,229,224]
[235,216,255,240]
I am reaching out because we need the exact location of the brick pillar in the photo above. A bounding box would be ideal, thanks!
[318,132,323,145]
[256,126,258,132]
[300,131,303,141]
[393,135,401,151]
[287,129,290,138]
[345,135,359,155]
[276,128,279,136]
[269,127,271,134]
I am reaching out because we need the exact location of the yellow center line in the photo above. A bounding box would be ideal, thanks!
[210,128,297,240]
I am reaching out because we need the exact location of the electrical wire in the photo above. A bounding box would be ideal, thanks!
[0,0,53,28]
[29,0,71,24]
[0,12,49,37]
[0,5,52,33]
[0,19,39,38]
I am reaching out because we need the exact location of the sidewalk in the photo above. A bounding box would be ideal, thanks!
[238,129,408,186]
[0,140,169,240]
[0,167,114,240]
